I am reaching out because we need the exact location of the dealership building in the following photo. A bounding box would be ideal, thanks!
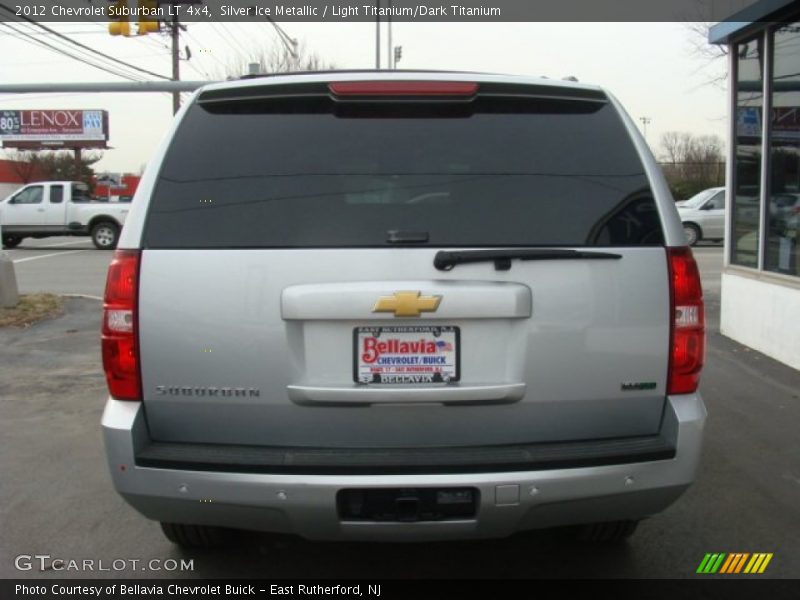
[710,0,800,370]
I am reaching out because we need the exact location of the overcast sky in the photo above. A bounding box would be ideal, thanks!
[0,21,728,173]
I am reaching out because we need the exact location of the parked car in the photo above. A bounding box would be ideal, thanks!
[0,181,129,249]
[101,72,706,548]
[676,187,725,246]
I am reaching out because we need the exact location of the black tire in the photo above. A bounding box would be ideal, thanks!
[2,235,22,249]
[91,222,119,250]
[577,520,639,543]
[683,223,701,246]
[160,522,231,549]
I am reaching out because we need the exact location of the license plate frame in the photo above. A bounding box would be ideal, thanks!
[353,325,460,384]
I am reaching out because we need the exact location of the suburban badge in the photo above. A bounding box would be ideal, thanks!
[621,381,657,391]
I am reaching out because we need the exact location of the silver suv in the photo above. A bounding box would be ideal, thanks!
[101,72,706,548]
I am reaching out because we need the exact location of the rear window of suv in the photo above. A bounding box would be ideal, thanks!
[144,86,663,248]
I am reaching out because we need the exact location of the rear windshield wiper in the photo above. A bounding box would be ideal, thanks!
[433,248,622,271]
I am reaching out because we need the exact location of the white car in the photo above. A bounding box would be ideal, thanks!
[676,187,725,246]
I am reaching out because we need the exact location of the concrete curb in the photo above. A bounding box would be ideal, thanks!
[60,293,103,301]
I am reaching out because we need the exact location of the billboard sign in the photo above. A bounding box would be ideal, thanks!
[0,110,108,145]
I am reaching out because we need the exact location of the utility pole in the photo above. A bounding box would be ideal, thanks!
[73,147,82,178]
[639,116,651,142]
[171,14,180,114]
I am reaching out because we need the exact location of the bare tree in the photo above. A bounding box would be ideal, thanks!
[217,40,335,80]
[660,131,683,165]
[660,131,723,163]
[685,22,728,89]
[659,131,725,199]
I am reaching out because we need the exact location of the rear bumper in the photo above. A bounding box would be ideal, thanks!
[102,394,706,542]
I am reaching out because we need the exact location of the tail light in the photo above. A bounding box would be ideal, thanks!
[102,250,141,400]
[667,247,705,394]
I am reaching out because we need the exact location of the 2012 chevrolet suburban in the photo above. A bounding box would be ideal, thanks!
[101,71,706,548]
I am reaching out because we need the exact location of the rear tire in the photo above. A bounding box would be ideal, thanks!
[91,222,119,250]
[160,522,231,549]
[682,223,701,246]
[577,520,639,543]
[2,235,22,249]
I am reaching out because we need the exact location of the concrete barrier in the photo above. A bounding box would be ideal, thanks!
[0,251,19,308]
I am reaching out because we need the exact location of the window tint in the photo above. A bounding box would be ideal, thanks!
[50,185,64,204]
[145,95,661,248]
[12,186,43,204]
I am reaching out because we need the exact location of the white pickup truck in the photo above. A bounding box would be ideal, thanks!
[0,181,129,249]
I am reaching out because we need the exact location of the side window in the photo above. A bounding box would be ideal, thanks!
[707,191,725,210]
[12,186,44,204]
[71,183,92,203]
[50,185,64,204]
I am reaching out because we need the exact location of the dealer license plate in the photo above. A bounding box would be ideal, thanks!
[354,326,460,384]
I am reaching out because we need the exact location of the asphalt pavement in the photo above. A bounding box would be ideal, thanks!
[4,236,110,298]
[1,242,798,579]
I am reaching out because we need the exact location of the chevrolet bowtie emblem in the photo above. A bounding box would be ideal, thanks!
[373,291,442,317]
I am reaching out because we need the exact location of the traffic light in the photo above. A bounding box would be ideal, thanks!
[108,0,130,36]
[137,0,160,35]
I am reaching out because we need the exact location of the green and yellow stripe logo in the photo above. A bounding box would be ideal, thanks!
[696,553,773,574]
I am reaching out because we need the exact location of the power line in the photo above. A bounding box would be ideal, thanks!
[3,50,171,67]
[0,28,108,35]
[183,27,226,70]
[265,17,297,57]
[7,20,149,81]
[184,55,210,80]
[216,23,250,61]
[0,4,170,80]
[0,22,145,81]
[87,18,168,54]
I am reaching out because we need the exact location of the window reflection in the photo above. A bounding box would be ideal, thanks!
[733,37,764,268]
[766,23,800,276]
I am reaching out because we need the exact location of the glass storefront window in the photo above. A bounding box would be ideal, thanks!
[765,23,800,277]
[733,37,764,268]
